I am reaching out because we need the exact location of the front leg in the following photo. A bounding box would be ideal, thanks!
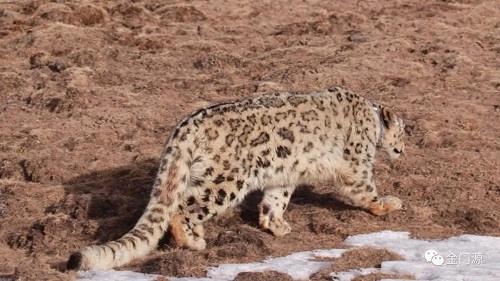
[366,194,402,216]
[259,186,296,236]
[339,171,402,216]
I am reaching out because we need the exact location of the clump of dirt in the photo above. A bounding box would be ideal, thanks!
[140,250,209,278]
[311,247,409,280]
[157,5,207,23]
[352,272,416,281]
[211,228,271,261]
[234,270,294,281]
[69,4,107,26]
[331,247,404,272]
[437,208,499,232]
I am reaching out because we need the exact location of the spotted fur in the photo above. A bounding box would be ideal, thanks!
[67,86,405,270]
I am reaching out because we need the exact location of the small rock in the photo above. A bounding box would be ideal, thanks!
[347,32,366,42]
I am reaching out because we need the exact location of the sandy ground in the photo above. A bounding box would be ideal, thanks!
[0,0,499,280]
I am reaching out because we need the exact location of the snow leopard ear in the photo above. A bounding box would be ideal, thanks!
[381,107,398,128]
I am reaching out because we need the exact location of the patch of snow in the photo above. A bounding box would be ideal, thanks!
[206,249,345,280]
[78,270,159,281]
[330,267,379,281]
[78,231,500,281]
[345,230,500,280]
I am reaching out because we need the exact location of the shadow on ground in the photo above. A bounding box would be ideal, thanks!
[60,160,358,246]
[60,158,159,243]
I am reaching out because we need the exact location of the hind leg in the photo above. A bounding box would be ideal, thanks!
[170,195,231,250]
[259,186,296,236]
[170,212,207,250]
[170,176,249,249]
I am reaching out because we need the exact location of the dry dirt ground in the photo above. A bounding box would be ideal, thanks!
[0,0,499,280]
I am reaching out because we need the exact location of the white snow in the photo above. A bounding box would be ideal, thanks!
[78,270,158,281]
[344,230,500,280]
[78,231,500,281]
[206,249,345,280]
[329,267,380,281]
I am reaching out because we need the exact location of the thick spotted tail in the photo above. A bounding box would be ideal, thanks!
[67,152,190,270]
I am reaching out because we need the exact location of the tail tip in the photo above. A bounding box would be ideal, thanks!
[66,252,83,271]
